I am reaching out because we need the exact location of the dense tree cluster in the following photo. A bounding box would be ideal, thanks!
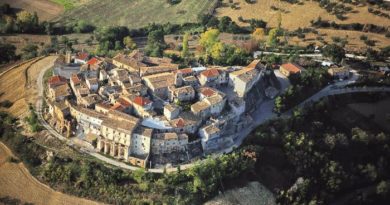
[199,28,252,66]
[248,93,390,204]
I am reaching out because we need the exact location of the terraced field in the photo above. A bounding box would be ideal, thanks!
[55,0,218,29]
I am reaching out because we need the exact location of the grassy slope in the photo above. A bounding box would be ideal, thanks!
[56,0,218,28]
[216,0,390,30]
[216,0,390,51]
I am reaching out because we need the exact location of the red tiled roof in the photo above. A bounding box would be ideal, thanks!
[201,69,219,78]
[111,103,125,111]
[281,63,302,74]
[48,75,67,86]
[76,52,89,60]
[176,118,185,127]
[201,87,215,97]
[87,57,99,65]
[133,96,151,107]
[177,68,193,74]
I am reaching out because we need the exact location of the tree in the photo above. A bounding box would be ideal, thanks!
[181,32,190,58]
[114,40,122,50]
[376,181,389,196]
[322,44,345,63]
[0,43,16,63]
[274,96,284,114]
[21,44,38,60]
[252,28,265,42]
[145,29,166,57]
[267,28,279,47]
[74,20,95,33]
[16,11,39,33]
[123,36,137,50]
[1,15,15,33]
[199,28,220,55]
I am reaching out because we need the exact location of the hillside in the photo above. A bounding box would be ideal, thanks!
[216,0,390,51]
[2,0,64,21]
[55,0,218,29]
[0,143,102,205]
[216,0,390,30]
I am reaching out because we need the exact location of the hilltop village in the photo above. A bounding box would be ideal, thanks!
[45,50,288,168]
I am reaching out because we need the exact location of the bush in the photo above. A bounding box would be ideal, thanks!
[0,100,13,108]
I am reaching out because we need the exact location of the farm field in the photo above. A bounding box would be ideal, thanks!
[0,56,57,118]
[0,142,102,205]
[1,0,64,21]
[287,28,390,51]
[216,0,390,30]
[55,0,218,29]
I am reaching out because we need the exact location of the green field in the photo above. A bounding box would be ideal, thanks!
[50,0,87,10]
[55,0,218,29]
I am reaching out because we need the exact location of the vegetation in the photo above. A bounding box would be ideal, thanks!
[274,66,332,113]
[247,93,390,204]
[24,104,41,132]
[21,44,39,60]
[57,0,219,29]
[50,0,75,10]
[199,28,252,65]
[322,44,346,63]
[0,43,17,64]
[145,29,167,57]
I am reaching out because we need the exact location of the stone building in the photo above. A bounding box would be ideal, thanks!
[151,132,188,154]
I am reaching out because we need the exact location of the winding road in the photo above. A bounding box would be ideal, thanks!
[35,57,390,173]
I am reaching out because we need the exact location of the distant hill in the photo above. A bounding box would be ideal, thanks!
[55,0,218,29]
[215,0,390,51]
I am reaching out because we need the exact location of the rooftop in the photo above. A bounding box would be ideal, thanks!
[142,72,175,90]
[201,68,219,78]
[281,63,302,74]
[133,96,152,107]
[48,75,67,86]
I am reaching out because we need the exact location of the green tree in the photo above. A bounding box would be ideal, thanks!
[21,44,38,60]
[123,36,137,50]
[199,28,220,55]
[322,44,345,63]
[145,29,166,57]
[376,181,389,196]
[0,43,16,63]
[16,11,39,33]
[181,32,190,58]
[267,28,279,47]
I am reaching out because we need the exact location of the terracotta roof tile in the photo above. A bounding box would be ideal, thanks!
[48,75,67,86]
[281,63,302,74]
[133,96,151,106]
[87,57,99,65]
[201,69,219,78]
[200,87,216,97]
